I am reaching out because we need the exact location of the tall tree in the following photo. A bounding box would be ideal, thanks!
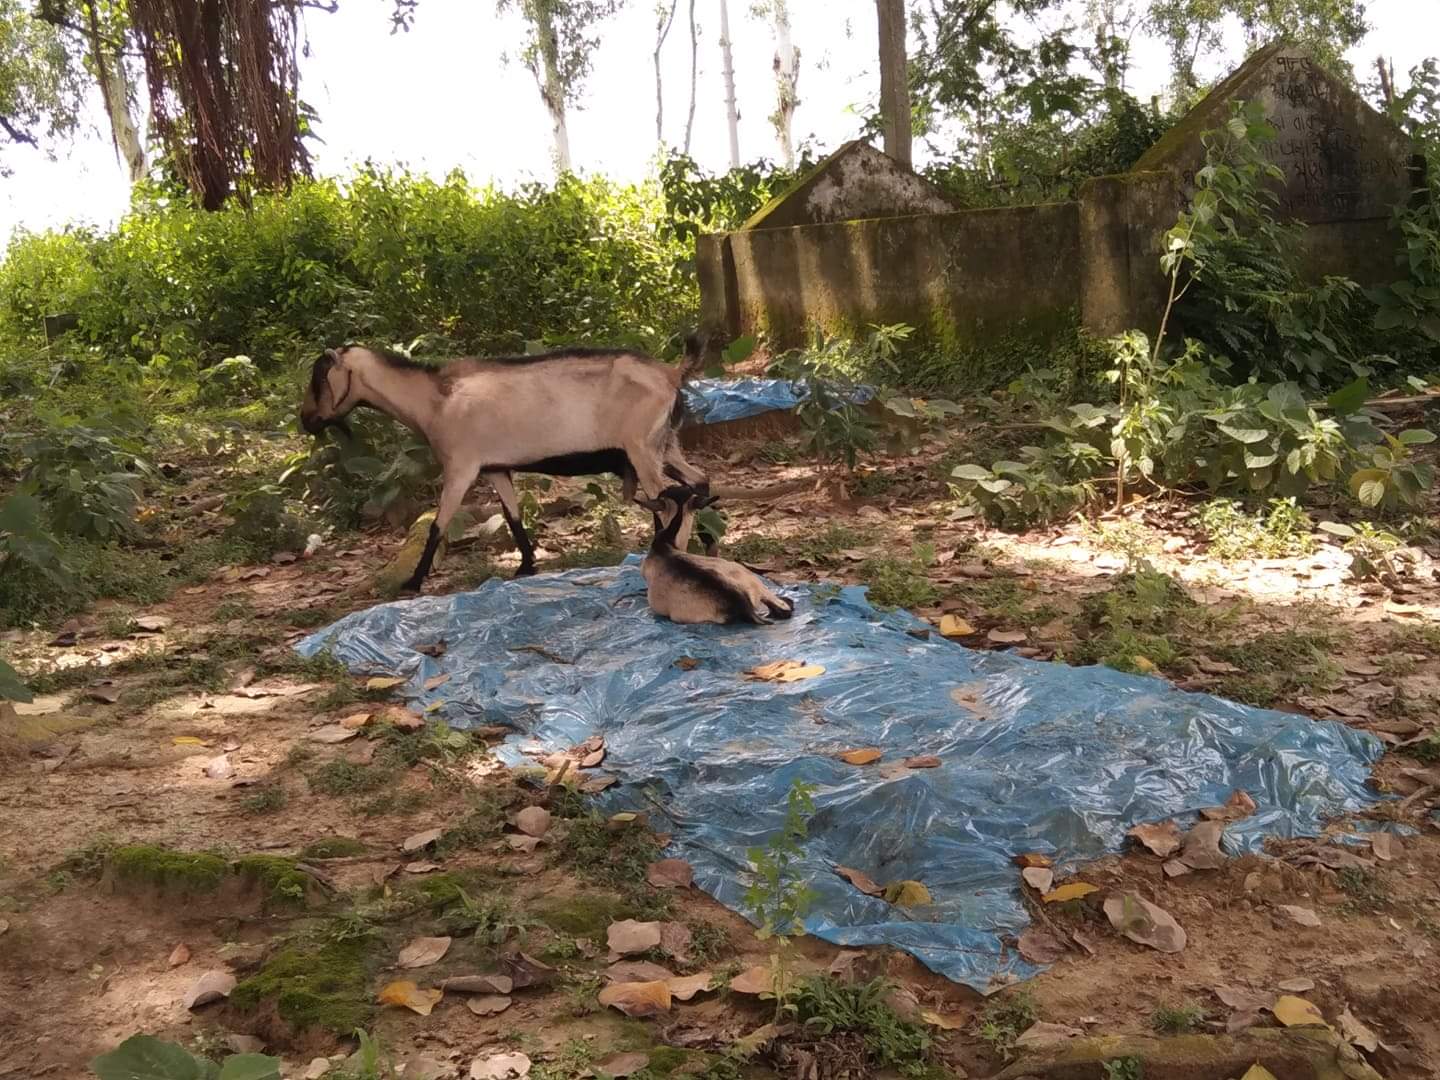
[717,0,739,167]
[1085,0,1139,91]
[653,0,677,145]
[1144,0,1368,92]
[875,0,909,166]
[499,0,622,174]
[126,0,309,209]
[759,0,799,167]
[0,0,84,168]
[683,0,696,153]
[78,1,146,183]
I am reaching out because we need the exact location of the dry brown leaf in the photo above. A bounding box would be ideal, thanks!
[469,1052,531,1080]
[1369,832,1397,861]
[597,980,671,1017]
[1339,1006,1379,1052]
[1200,789,1258,821]
[1214,985,1273,1012]
[397,936,451,969]
[340,712,373,730]
[308,724,359,744]
[1103,893,1186,953]
[1042,882,1099,904]
[465,994,512,1016]
[605,960,675,983]
[1012,853,1052,869]
[666,972,713,1001]
[1022,866,1054,893]
[1276,904,1321,928]
[1277,977,1315,993]
[659,922,693,964]
[501,950,555,990]
[1162,859,1192,878]
[167,943,191,968]
[838,748,882,765]
[514,806,551,838]
[732,1023,795,1057]
[593,1052,650,1078]
[405,861,441,874]
[506,836,541,854]
[987,628,1027,645]
[606,919,663,956]
[836,866,884,897]
[883,880,931,906]
[366,676,406,691]
[646,859,693,889]
[1015,1021,1083,1046]
[903,755,942,768]
[581,776,617,794]
[919,1010,968,1030]
[402,828,443,853]
[674,656,700,670]
[729,964,793,996]
[581,748,606,768]
[939,615,976,637]
[133,615,172,633]
[1071,929,1101,955]
[379,979,442,1015]
[1127,820,1182,858]
[389,709,425,732]
[1272,994,1329,1029]
[949,684,995,718]
[424,673,451,692]
[87,684,120,704]
[746,660,825,683]
[440,974,513,994]
[1018,928,1067,965]
[183,970,236,1010]
[1178,820,1228,870]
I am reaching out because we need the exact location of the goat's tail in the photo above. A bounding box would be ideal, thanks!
[676,331,707,384]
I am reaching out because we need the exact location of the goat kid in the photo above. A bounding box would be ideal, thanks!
[299,338,711,590]
[641,489,794,625]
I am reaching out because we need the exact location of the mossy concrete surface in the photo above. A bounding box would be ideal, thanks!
[991,1028,1385,1080]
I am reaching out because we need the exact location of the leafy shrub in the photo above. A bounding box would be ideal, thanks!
[196,355,263,403]
[1194,498,1315,560]
[1319,520,1408,584]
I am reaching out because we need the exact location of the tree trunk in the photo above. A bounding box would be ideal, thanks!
[683,0,698,154]
[875,0,910,167]
[654,0,678,146]
[769,1,799,167]
[84,3,147,185]
[532,5,572,173]
[718,0,740,168]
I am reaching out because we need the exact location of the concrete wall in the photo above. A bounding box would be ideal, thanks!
[713,201,1082,350]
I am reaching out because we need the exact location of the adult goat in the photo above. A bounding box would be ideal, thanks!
[299,338,711,590]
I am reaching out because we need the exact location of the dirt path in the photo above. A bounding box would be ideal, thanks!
[2,430,1438,1080]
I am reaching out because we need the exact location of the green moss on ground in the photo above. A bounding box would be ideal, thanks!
[109,846,228,893]
[300,836,366,860]
[533,892,633,940]
[234,854,314,909]
[229,937,373,1035]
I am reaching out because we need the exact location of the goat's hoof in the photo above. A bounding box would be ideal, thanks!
[514,565,538,578]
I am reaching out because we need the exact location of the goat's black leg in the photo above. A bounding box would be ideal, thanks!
[401,523,443,592]
[485,470,537,577]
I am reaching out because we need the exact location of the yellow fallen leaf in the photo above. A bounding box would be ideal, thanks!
[728,964,794,996]
[883,880,932,906]
[172,736,208,746]
[1041,882,1100,904]
[366,676,405,691]
[1239,1067,1278,1080]
[838,748,883,766]
[597,980,671,1018]
[919,1009,967,1030]
[939,615,976,638]
[1132,656,1159,674]
[1272,995,1329,1029]
[339,712,373,730]
[378,979,443,1016]
[746,660,825,683]
[1013,853,1053,869]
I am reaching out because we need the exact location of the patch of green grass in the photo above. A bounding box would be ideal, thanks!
[553,812,662,888]
[229,935,373,1035]
[978,989,1039,1059]
[240,786,288,815]
[284,605,338,630]
[1208,627,1343,705]
[797,523,872,564]
[725,534,786,564]
[433,799,507,857]
[790,976,933,1077]
[213,599,253,622]
[1088,519,1161,564]
[1405,733,1440,764]
[852,469,899,497]
[1150,1002,1205,1034]
[307,759,395,797]
[685,920,730,965]
[554,544,628,569]
[1195,498,1315,561]
[358,789,428,817]
[563,971,605,1017]
[859,545,939,610]
[534,891,634,940]
[300,836,366,860]
[1103,1058,1144,1080]
[1337,866,1391,913]
[108,845,228,894]
[234,854,314,909]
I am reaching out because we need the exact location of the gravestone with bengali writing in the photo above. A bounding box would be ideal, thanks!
[1134,41,1416,225]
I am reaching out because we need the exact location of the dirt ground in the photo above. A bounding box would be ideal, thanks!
[2,414,1438,1080]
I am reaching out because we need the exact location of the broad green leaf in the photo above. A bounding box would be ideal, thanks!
[1265,383,1307,413]
[1397,429,1436,446]
[721,335,756,365]
[1217,424,1269,444]
[1244,450,1278,469]
[1326,378,1369,417]
[1374,305,1409,331]
[1318,521,1356,538]
[89,1035,212,1080]
[0,493,43,533]
[217,1055,283,1080]
[1358,480,1386,507]
[949,464,992,482]
[1285,448,1302,475]
[0,657,33,703]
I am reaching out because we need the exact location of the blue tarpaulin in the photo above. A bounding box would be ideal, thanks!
[683,377,875,424]
[297,560,1382,992]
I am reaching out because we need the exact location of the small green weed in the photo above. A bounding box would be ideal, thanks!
[796,523,871,564]
[1406,732,1440,764]
[301,836,366,860]
[1319,520,1406,584]
[1196,498,1315,561]
[330,1029,399,1079]
[241,786,288,815]
[307,760,395,796]
[978,990,1038,1058]
[726,534,785,564]
[1070,562,1192,673]
[790,975,933,1077]
[745,779,818,1021]
[1150,1002,1205,1033]
[859,545,939,610]
[1087,518,1160,565]
[1103,1058,1144,1080]
[553,812,661,888]
[1337,866,1391,913]
[213,598,253,622]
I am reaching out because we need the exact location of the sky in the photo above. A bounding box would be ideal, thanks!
[2,0,1439,244]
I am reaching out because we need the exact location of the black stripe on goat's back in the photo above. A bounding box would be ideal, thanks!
[489,448,631,477]
[663,555,757,624]
[482,345,645,366]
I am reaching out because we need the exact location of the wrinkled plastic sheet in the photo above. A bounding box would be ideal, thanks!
[684,377,875,424]
[297,559,1381,992]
